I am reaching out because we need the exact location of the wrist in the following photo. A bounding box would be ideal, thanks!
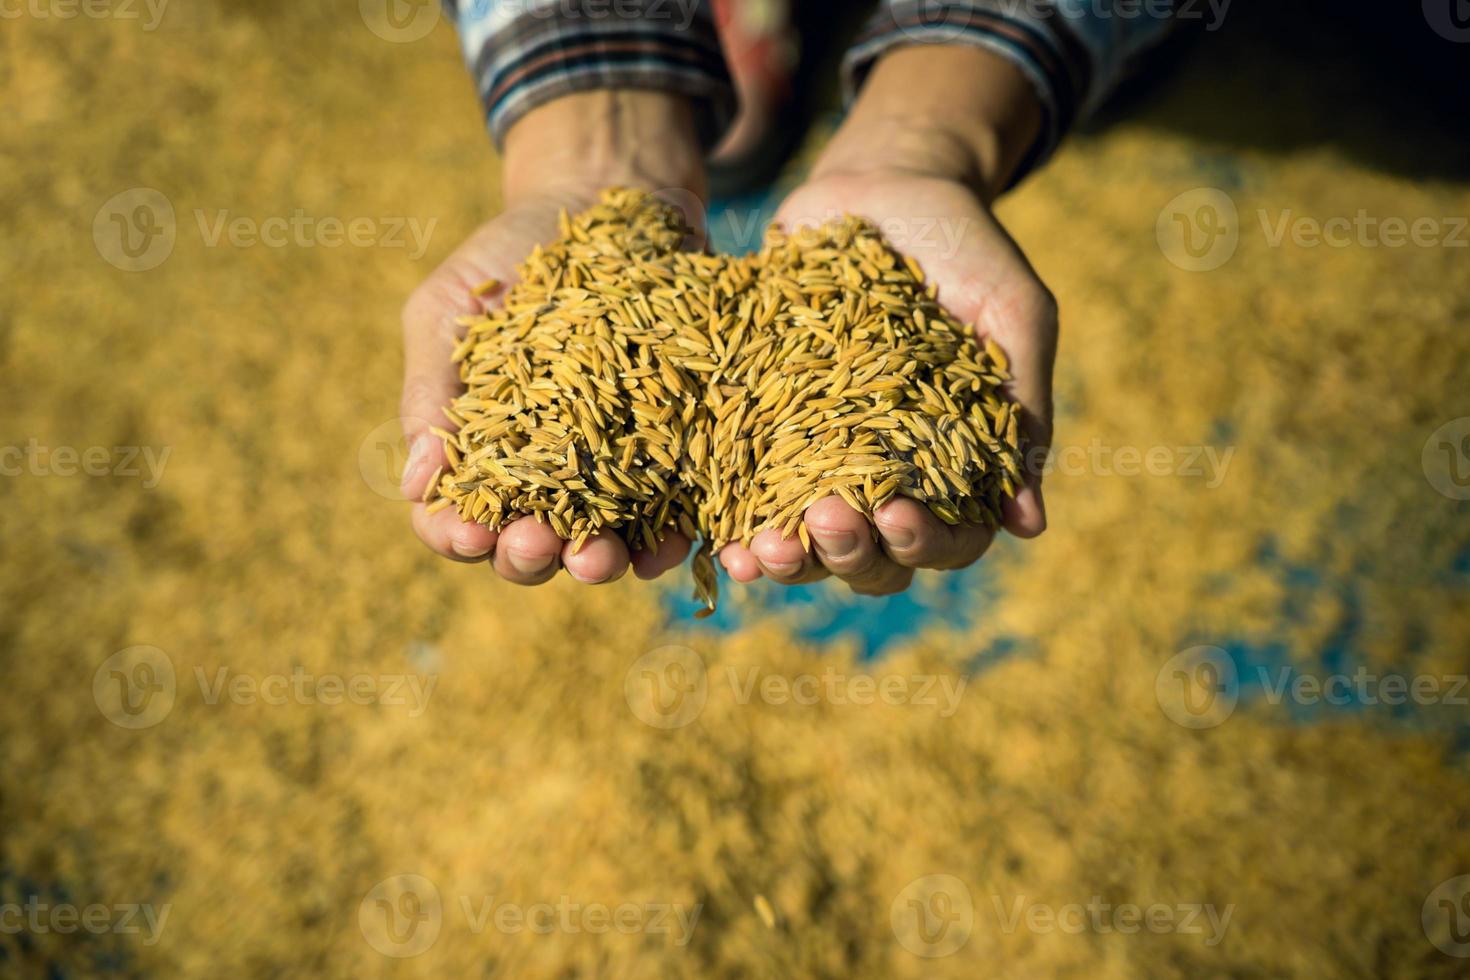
[814,46,1041,201]
[502,90,707,202]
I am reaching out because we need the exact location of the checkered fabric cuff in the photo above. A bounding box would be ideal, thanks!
[445,0,735,152]
[843,1,1177,189]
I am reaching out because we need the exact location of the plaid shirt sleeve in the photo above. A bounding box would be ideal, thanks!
[843,1,1182,188]
[442,0,735,152]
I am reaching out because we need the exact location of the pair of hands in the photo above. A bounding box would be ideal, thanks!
[398,48,1057,597]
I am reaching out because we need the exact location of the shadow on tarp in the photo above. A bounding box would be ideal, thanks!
[1092,0,1470,181]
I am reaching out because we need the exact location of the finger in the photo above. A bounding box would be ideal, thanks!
[399,274,485,502]
[874,497,995,570]
[718,543,764,583]
[493,516,563,585]
[410,503,498,562]
[979,285,1055,539]
[1002,485,1047,539]
[750,528,828,585]
[630,532,692,581]
[561,532,631,584]
[850,563,913,597]
[914,207,1055,541]
[803,496,911,595]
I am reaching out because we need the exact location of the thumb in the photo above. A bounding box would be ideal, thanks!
[399,272,487,499]
[978,281,1056,538]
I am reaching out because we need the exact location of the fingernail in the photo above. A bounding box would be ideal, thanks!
[761,559,802,578]
[1021,485,1047,534]
[881,524,915,550]
[569,565,626,585]
[506,549,554,577]
[400,435,429,496]
[451,535,491,560]
[810,529,856,560]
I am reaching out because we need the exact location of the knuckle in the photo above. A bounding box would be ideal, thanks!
[401,280,441,333]
[851,576,906,597]
[1031,285,1060,327]
[402,276,464,344]
[822,547,878,577]
[399,375,440,421]
[886,540,938,568]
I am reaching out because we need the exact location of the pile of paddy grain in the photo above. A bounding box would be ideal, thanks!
[425,189,1023,612]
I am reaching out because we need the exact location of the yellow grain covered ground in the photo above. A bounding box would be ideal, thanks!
[2,3,1468,977]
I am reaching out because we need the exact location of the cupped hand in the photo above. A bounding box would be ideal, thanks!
[717,170,1057,595]
[397,185,693,585]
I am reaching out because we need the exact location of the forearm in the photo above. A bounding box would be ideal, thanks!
[503,91,706,201]
[445,0,732,192]
[814,45,1041,202]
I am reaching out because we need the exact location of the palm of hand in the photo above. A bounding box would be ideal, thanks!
[714,172,1056,593]
[398,188,694,585]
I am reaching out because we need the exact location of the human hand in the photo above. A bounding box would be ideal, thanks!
[398,91,706,586]
[717,46,1057,595]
